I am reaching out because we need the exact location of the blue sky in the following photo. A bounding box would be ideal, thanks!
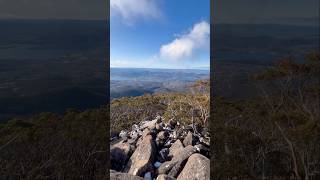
[110,0,210,69]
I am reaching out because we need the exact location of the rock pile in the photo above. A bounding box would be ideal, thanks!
[110,116,210,180]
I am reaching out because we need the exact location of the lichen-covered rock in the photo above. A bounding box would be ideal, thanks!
[177,153,210,180]
[110,171,144,180]
[125,135,156,176]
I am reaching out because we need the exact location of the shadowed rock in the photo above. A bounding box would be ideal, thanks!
[111,140,132,171]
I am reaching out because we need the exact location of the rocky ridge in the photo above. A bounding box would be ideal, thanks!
[110,116,210,180]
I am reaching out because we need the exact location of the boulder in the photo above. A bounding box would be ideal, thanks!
[110,140,132,171]
[177,153,210,180]
[183,131,197,146]
[156,174,176,180]
[168,140,184,158]
[125,135,156,176]
[110,171,144,180]
[158,145,196,175]
[167,159,187,177]
[141,119,158,130]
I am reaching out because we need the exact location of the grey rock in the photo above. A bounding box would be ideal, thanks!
[125,135,155,176]
[183,131,197,146]
[168,140,184,159]
[177,153,210,180]
[141,119,158,130]
[144,172,152,180]
[132,124,140,131]
[159,148,169,161]
[156,174,176,180]
[119,130,128,139]
[130,131,139,140]
[154,161,162,168]
[157,145,196,174]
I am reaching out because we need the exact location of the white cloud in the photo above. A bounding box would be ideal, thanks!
[159,21,210,61]
[111,0,162,24]
[110,58,155,68]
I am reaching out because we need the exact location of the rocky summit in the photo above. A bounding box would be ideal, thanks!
[110,115,210,180]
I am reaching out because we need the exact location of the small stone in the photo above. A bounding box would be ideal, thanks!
[154,162,162,168]
[144,172,152,180]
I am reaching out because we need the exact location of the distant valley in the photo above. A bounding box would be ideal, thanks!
[110,68,209,99]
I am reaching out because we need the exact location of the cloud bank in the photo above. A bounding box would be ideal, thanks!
[111,0,162,24]
[159,21,210,61]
